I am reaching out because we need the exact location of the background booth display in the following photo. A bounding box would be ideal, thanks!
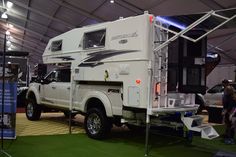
[0,51,29,108]
[0,64,18,139]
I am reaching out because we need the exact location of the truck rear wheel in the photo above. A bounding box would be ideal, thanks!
[25,98,41,121]
[84,108,111,139]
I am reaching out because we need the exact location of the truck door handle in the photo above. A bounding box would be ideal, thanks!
[52,86,56,89]
[67,87,70,90]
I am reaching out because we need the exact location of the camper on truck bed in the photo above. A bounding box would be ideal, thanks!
[26,13,218,140]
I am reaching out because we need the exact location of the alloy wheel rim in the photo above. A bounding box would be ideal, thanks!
[87,113,102,135]
[27,103,34,117]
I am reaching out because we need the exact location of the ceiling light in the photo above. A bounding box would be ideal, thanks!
[7,40,11,46]
[6,30,10,35]
[110,0,114,3]
[207,53,218,59]
[6,35,12,40]
[6,1,13,8]
[1,12,8,19]
[8,23,14,28]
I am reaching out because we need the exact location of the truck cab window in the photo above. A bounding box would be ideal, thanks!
[58,69,71,82]
[45,69,70,82]
[45,71,57,82]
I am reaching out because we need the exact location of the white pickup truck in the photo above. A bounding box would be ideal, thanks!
[26,67,73,120]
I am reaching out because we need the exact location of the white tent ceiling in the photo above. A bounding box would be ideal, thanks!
[0,0,235,68]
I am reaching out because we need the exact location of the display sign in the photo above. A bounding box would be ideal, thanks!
[0,57,28,83]
[0,64,18,139]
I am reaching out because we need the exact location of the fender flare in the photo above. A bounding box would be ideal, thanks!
[26,87,41,105]
[82,91,113,117]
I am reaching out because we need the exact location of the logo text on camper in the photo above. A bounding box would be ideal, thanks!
[111,32,138,41]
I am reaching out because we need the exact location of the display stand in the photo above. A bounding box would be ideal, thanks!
[0,34,12,157]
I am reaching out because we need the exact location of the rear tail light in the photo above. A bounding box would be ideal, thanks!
[149,15,154,24]
[155,83,160,94]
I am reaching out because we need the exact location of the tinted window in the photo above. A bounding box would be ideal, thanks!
[45,71,57,82]
[84,30,106,49]
[51,40,62,52]
[45,69,70,82]
[58,69,70,82]
[208,85,223,93]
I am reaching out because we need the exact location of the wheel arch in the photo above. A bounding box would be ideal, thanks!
[26,88,40,104]
[83,92,113,117]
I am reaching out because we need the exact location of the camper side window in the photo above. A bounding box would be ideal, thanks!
[84,29,106,49]
[51,40,62,52]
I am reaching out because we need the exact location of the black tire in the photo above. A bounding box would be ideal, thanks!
[84,108,111,139]
[63,111,77,119]
[25,98,41,121]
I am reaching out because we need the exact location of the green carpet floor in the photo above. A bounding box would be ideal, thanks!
[1,125,236,157]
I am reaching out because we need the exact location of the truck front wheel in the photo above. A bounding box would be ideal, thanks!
[25,98,41,121]
[85,108,111,139]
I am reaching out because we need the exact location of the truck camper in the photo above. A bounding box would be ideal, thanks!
[26,12,225,141]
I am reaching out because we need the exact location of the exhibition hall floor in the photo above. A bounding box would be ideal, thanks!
[16,113,85,136]
[15,111,210,137]
[1,111,234,157]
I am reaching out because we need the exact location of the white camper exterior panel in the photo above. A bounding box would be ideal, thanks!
[43,14,152,64]
[74,61,150,109]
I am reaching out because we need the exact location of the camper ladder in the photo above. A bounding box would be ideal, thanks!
[154,22,168,109]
